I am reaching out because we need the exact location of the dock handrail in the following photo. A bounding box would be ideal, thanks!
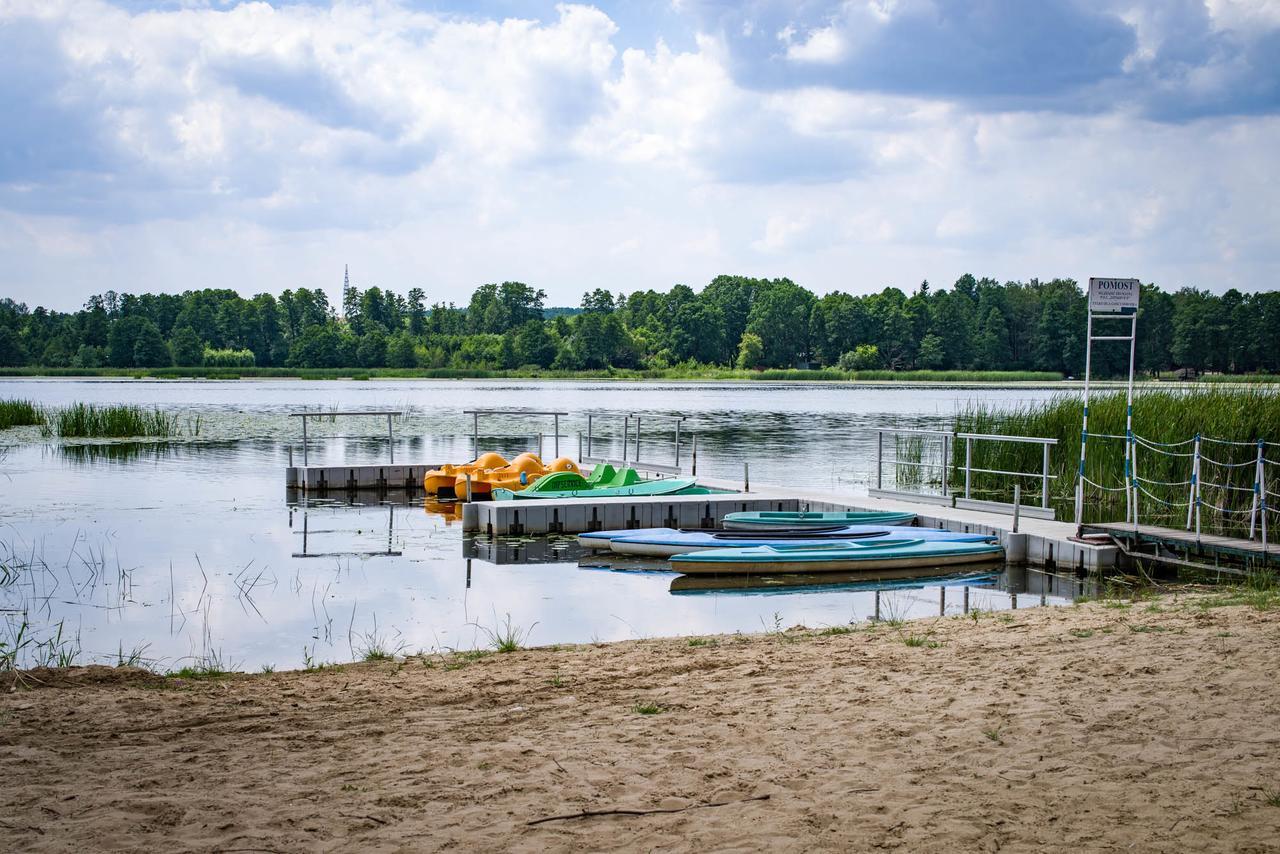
[290,410,403,466]
[463,409,569,459]
[582,412,688,475]
[872,427,1058,517]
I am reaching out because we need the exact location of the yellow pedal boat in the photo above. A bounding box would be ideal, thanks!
[423,451,507,496]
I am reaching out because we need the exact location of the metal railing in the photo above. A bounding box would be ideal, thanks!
[580,412,688,475]
[464,409,568,459]
[289,410,402,467]
[871,428,1058,518]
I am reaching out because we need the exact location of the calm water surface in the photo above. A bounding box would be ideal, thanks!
[0,379,1084,671]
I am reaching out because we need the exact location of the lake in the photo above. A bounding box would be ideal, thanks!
[0,379,1084,672]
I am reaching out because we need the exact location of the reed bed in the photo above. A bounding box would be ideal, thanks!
[46,403,181,438]
[0,398,45,430]
[952,387,1280,532]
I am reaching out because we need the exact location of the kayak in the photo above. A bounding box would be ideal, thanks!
[669,568,1002,595]
[576,524,907,551]
[670,539,1005,575]
[722,511,916,530]
[607,527,998,558]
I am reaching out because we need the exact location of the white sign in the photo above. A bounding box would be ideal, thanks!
[1088,277,1140,313]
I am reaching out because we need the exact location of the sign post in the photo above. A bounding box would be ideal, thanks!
[1075,278,1140,534]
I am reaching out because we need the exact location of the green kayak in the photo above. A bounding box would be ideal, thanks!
[494,477,711,500]
[722,510,916,531]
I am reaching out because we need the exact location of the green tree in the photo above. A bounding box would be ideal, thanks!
[356,329,388,368]
[514,319,556,367]
[170,327,204,366]
[837,344,880,371]
[132,320,172,367]
[736,332,763,369]
[744,279,813,368]
[916,334,945,370]
[386,331,417,368]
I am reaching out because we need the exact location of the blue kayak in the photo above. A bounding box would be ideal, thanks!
[603,527,996,558]
[722,510,916,530]
[576,522,983,555]
[670,539,1005,575]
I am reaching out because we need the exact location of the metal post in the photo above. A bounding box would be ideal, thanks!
[578,431,583,462]
[674,419,682,469]
[1124,313,1137,525]
[387,413,394,465]
[876,431,883,490]
[464,473,473,503]
[288,446,293,467]
[302,415,309,467]
[1075,312,1094,532]
[1187,435,1200,532]
[744,461,750,492]
[554,414,560,458]
[964,436,973,499]
[1187,435,1198,540]
[586,414,593,459]
[1041,442,1050,510]
[692,434,698,476]
[635,416,642,464]
[536,432,543,458]
[1251,439,1263,540]
[941,435,949,497]
[1130,438,1139,530]
[472,412,479,460]
[622,417,630,465]
[1012,484,1021,533]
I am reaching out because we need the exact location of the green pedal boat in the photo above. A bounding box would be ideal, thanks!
[494,463,729,501]
[669,538,1005,575]
[722,510,916,530]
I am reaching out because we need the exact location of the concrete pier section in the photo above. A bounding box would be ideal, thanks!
[285,464,439,492]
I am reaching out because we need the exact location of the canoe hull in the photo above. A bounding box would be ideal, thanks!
[611,529,995,558]
[672,548,1004,575]
[722,510,915,530]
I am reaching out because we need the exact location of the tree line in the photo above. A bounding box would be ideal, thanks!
[1,274,1277,375]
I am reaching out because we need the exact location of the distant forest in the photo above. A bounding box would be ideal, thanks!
[1,275,1277,375]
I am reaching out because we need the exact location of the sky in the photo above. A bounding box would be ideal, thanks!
[2,0,1278,311]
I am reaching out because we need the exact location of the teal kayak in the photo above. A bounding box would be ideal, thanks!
[605,527,997,558]
[722,510,916,530]
[670,539,1004,575]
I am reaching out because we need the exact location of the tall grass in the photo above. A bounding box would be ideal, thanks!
[953,387,1280,531]
[0,398,45,430]
[46,403,181,438]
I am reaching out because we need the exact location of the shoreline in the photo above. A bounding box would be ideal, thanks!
[4,591,1278,850]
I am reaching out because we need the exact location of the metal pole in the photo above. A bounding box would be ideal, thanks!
[578,431,583,462]
[1182,437,1192,530]
[941,434,949,497]
[674,419,682,469]
[692,434,698,476]
[1130,438,1139,530]
[537,432,542,458]
[635,416,642,464]
[1194,435,1202,542]
[1076,312,1095,533]
[586,414,593,459]
[554,414,560,457]
[288,446,293,467]
[1251,439,1263,540]
[964,436,972,500]
[1012,484,1021,533]
[302,415,309,467]
[622,417,630,465]
[464,473,473,503]
[876,431,883,490]
[743,461,749,492]
[1041,441,1050,510]
[1124,313,1137,526]
[387,413,394,465]
[472,412,479,460]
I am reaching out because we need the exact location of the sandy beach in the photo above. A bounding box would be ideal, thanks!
[3,593,1279,852]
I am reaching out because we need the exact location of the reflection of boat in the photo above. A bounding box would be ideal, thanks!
[602,527,997,558]
[670,539,1004,574]
[494,463,728,501]
[722,510,916,530]
[422,498,463,524]
[424,452,506,496]
[669,566,1002,595]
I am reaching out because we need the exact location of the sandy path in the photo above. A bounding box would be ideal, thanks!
[3,595,1280,852]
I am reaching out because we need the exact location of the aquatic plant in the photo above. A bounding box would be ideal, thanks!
[0,398,44,430]
[951,387,1280,532]
[47,403,181,438]
[474,612,537,653]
